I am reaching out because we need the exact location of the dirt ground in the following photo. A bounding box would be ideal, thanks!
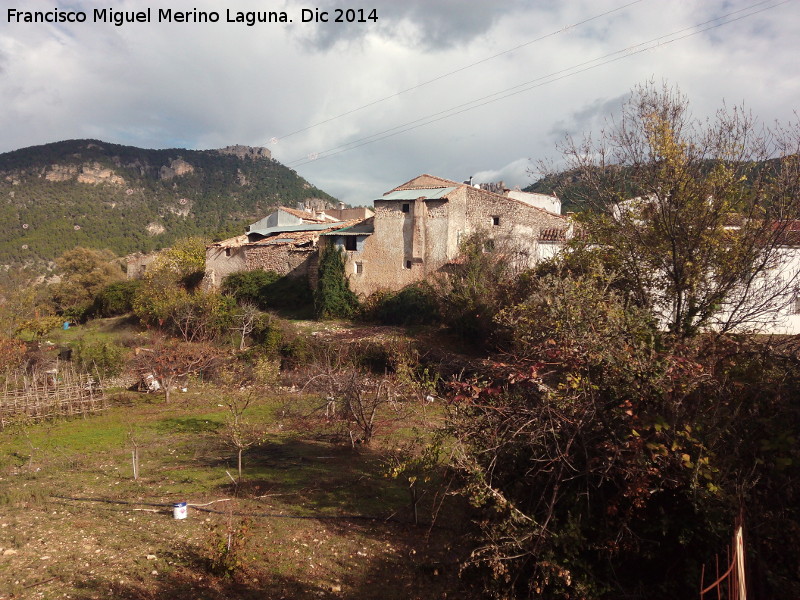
[0,389,475,600]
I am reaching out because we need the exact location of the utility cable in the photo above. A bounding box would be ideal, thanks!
[270,0,647,142]
[283,0,787,169]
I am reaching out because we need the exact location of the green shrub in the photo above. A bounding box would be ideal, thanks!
[222,270,279,306]
[73,339,126,378]
[133,287,237,342]
[260,275,313,310]
[91,280,142,317]
[368,283,440,326]
[222,270,313,312]
[281,334,313,368]
[249,314,283,354]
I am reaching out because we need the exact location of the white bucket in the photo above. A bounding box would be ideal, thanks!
[173,502,187,520]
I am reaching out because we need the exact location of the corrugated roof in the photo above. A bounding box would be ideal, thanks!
[322,217,374,236]
[278,206,328,222]
[248,223,336,236]
[380,187,456,201]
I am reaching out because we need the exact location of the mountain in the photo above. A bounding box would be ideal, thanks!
[0,139,337,269]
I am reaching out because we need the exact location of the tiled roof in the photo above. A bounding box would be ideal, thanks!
[538,228,569,242]
[388,174,463,192]
[209,220,361,250]
[380,187,456,201]
[774,220,800,246]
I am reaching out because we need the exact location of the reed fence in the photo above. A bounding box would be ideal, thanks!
[0,365,106,429]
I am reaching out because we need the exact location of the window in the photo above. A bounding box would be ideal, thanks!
[793,295,800,314]
[225,248,232,257]
[405,260,412,269]
[355,262,363,274]
[344,236,357,251]
[484,239,495,252]
[401,203,410,213]
[492,216,500,226]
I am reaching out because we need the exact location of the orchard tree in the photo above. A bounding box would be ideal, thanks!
[130,338,222,402]
[549,82,800,337]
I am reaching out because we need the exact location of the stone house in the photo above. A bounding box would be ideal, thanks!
[204,206,365,289]
[126,251,159,279]
[322,174,570,297]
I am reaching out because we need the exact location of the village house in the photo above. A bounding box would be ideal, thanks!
[203,205,372,289]
[321,174,570,297]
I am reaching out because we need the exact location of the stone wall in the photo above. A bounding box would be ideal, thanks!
[204,245,247,288]
[244,245,315,279]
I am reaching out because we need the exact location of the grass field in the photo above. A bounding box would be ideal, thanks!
[0,376,473,599]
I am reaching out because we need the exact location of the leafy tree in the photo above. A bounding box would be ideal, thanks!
[446,250,800,598]
[143,237,207,289]
[448,266,716,598]
[16,315,64,340]
[49,247,124,317]
[133,287,236,343]
[314,245,359,319]
[550,82,800,337]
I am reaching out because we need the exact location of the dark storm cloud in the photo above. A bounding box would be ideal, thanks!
[292,0,532,52]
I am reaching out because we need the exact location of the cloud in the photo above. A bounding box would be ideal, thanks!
[473,158,533,189]
[291,0,530,52]
[0,0,798,206]
[546,93,629,143]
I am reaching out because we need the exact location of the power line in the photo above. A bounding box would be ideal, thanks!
[270,0,647,143]
[284,0,787,169]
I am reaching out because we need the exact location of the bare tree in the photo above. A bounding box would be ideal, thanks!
[547,81,800,337]
[233,302,261,351]
[302,342,406,446]
[222,390,263,481]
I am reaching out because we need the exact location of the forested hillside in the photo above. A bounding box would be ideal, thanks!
[0,139,336,269]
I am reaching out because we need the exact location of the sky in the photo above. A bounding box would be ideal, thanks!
[0,0,798,205]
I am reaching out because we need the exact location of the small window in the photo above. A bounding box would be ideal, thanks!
[492,216,500,226]
[405,260,412,269]
[225,248,232,257]
[793,295,800,315]
[484,239,495,252]
[355,262,363,274]
[401,203,410,213]
[344,236,357,251]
